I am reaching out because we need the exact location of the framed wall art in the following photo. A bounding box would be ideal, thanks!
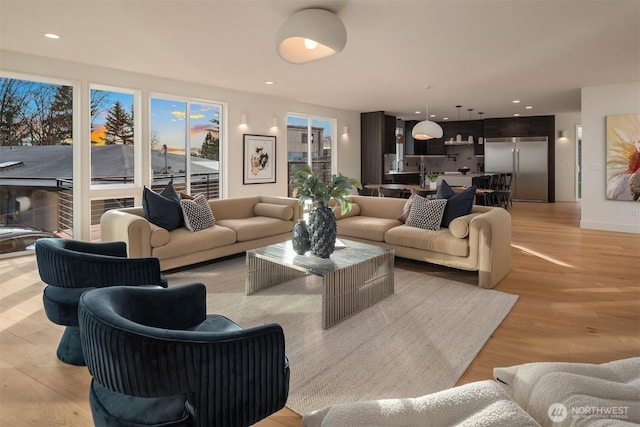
[606,113,640,201]
[243,134,276,184]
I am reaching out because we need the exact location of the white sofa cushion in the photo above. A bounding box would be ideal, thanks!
[494,357,640,427]
[180,194,215,232]
[302,380,540,427]
[405,197,447,231]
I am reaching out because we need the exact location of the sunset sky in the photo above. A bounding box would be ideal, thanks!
[91,90,220,153]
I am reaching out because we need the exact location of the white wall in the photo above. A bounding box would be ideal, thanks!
[581,81,640,234]
[554,112,582,202]
[1,50,362,200]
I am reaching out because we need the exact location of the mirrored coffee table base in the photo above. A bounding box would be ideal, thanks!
[246,239,394,329]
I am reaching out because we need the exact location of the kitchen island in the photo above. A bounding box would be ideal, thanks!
[436,172,485,187]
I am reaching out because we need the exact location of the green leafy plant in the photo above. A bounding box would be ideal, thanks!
[290,164,362,214]
[426,171,440,182]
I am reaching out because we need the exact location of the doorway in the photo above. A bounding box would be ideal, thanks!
[576,124,582,200]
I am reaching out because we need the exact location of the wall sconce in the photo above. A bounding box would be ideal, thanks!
[271,116,278,128]
[342,125,349,135]
[559,130,568,139]
[240,113,247,126]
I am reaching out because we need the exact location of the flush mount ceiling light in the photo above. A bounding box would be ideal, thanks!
[412,86,443,140]
[276,8,347,64]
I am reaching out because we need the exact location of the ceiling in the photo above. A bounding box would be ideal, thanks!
[1,0,638,121]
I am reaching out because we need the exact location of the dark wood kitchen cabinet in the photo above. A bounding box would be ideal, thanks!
[483,115,554,138]
[361,111,396,185]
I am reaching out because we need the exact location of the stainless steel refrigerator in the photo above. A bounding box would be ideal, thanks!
[484,137,548,202]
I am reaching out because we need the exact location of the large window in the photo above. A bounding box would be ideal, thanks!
[0,75,75,248]
[150,96,221,198]
[1,73,227,249]
[287,114,334,197]
[90,86,137,186]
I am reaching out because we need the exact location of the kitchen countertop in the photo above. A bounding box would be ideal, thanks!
[386,171,483,176]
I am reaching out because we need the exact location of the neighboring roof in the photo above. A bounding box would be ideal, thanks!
[0,145,218,181]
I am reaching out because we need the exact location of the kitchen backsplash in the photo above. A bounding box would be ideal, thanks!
[388,145,483,173]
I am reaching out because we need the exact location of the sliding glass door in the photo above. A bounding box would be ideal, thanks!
[286,114,335,197]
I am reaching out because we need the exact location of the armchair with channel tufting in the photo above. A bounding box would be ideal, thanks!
[35,238,168,366]
[78,283,290,427]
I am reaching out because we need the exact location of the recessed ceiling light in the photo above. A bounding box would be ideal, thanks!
[525,106,533,109]
[415,111,421,115]
[512,100,520,104]
[443,117,449,120]
[44,33,60,39]
[514,113,520,116]
[265,81,274,85]
[429,114,436,118]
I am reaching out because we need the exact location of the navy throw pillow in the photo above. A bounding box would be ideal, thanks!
[142,182,184,231]
[436,179,456,199]
[439,185,477,228]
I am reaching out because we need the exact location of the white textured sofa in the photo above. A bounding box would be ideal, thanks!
[303,357,640,427]
[100,195,301,271]
[335,195,512,289]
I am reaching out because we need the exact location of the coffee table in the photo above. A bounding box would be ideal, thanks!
[246,239,394,329]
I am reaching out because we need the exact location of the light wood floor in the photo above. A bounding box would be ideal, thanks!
[1,202,638,426]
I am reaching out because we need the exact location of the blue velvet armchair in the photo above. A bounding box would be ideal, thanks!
[35,238,167,366]
[78,283,290,427]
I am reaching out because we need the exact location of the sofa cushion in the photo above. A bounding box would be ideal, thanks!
[398,194,415,224]
[384,225,470,257]
[179,191,204,200]
[142,183,184,231]
[333,203,361,220]
[253,203,294,220]
[436,179,457,199]
[405,197,447,231]
[216,217,293,242]
[302,380,539,427]
[180,194,216,232]
[337,216,402,242]
[449,212,483,239]
[438,185,477,228]
[151,225,237,260]
[210,196,261,220]
[494,357,640,427]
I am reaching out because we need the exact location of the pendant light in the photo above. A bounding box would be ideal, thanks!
[412,86,443,140]
[276,9,347,64]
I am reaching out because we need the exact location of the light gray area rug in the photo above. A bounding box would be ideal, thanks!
[167,256,518,415]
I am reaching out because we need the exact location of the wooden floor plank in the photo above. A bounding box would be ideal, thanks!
[1,201,638,426]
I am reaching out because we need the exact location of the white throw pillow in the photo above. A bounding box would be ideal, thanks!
[405,196,447,231]
[180,194,215,232]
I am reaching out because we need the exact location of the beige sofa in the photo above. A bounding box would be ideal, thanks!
[335,195,511,289]
[100,196,301,271]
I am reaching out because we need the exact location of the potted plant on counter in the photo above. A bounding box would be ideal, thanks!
[290,164,362,258]
[426,172,440,189]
